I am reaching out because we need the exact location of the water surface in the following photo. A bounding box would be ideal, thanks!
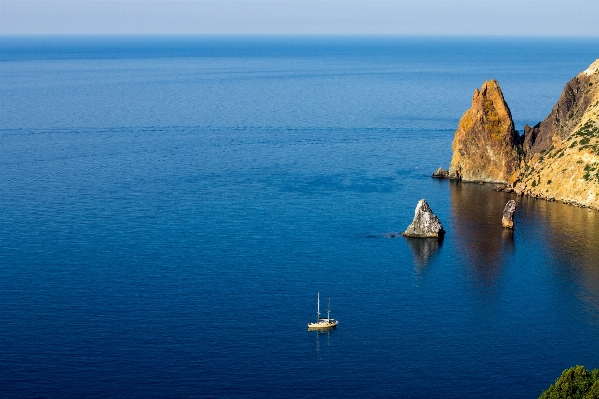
[1,36,599,398]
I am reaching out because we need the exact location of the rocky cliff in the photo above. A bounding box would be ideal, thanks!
[519,59,599,209]
[524,60,599,156]
[445,59,599,210]
[448,80,521,184]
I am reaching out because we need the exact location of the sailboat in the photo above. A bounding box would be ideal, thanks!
[307,293,339,330]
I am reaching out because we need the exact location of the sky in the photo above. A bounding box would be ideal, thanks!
[1,0,599,36]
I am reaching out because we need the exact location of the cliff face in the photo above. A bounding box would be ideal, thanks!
[448,80,521,184]
[520,60,599,209]
[524,61,598,156]
[446,60,599,210]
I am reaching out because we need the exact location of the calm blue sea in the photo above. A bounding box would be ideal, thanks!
[1,36,599,398]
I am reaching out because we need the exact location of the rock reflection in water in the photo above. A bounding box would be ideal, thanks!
[405,236,443,271]
[449,181,515,288]
[521,197,599,314]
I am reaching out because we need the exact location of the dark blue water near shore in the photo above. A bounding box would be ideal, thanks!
[1,37,599,398]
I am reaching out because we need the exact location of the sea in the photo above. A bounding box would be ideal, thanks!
[1,36,599,398]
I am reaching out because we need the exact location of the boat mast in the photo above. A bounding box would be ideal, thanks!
[317,292,321,321]
[327,298,331,320]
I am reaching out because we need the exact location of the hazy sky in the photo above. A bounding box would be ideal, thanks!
[2,0,599,36]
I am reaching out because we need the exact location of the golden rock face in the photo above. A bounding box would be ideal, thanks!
[448,79,521,184]
[446,60,599,210]
[521,60,599,210]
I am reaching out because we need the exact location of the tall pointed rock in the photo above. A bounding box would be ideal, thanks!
[448,80,521,184]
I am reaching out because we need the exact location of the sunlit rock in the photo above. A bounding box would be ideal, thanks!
[403,199,445,238]
[448,80,521,184]
[432,167,449,178]
[502,200,516,229]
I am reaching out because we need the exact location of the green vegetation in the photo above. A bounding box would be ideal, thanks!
[581,163,599,182]
[547,180,552,185]
[539,365,599,399]
[570,140,579,148]
[571,120,599,142]
[532,180,537,187]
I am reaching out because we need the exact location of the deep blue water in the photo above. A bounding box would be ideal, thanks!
[1,36,599,398]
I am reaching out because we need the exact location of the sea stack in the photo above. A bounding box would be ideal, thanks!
[403,199,445,238]
[502,200,516,229]
[448,79,521,184]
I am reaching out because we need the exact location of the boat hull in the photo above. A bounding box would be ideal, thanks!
[307,320,338,330]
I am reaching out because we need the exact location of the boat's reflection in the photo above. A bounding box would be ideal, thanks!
[308,327,334,359]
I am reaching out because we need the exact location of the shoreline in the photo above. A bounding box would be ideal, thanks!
[433,174,599,212]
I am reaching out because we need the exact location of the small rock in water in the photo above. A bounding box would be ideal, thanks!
[502,200,516,229]
[431,167,449,178]
[403,199,445,238]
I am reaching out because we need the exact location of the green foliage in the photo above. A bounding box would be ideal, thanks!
[570,140,579,148]
[539,365,599,399]
[571,121,599,142]
[547,180,552,185]
[532,180,537,187]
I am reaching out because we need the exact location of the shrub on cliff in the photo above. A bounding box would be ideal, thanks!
[539,365,599,399]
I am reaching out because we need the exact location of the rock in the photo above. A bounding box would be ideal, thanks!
[513,182,526,196]
[443,60,599,210]
[431,167,449,178]
[520,59,599,209]
[448,80,521,184]
[403,199,445,238]
[502,200,516,229]
[524,60,599,157]
[522,123,539,155]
